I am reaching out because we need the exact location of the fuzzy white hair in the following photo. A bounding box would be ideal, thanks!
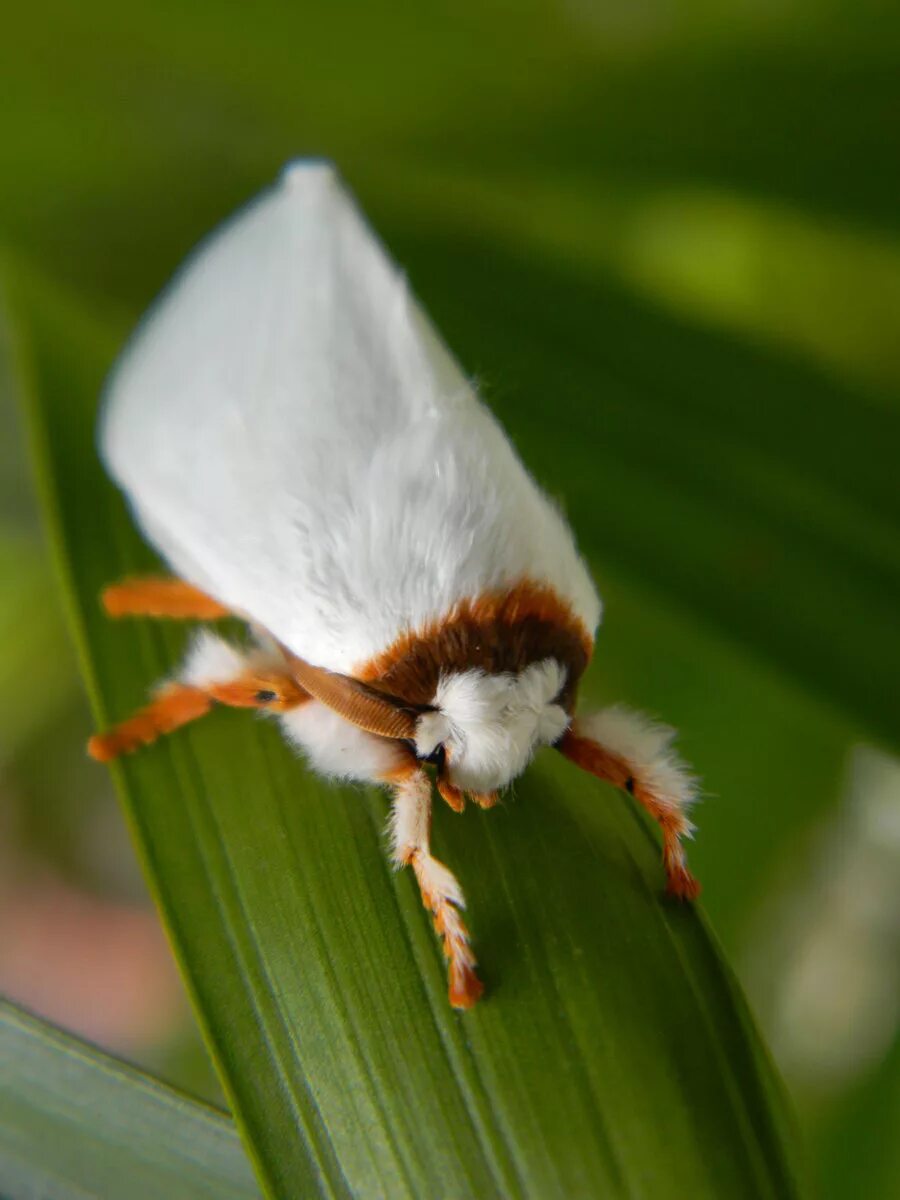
[179,629,290,689]
[280,701,407,783]
[575,706,699,826]
[179,630,249,688]
[415,658,569,793]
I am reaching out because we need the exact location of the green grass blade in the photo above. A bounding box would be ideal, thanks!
[9,256,806,1199]
[0,999,258,1200]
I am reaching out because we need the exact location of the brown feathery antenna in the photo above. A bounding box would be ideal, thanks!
[283,648,420,741]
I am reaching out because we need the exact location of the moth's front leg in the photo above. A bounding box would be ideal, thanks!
[558,706,701,899]
[385,766,483,1009]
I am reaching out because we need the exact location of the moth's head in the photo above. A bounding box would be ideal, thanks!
[413,659,570,794]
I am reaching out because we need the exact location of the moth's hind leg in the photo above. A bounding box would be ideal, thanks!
[387,767,483,1008]
[88,631,308,762]
[558,706,701,900]
[101,576,231,620]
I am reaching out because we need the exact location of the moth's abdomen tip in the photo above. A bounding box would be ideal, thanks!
[281,158,340,193]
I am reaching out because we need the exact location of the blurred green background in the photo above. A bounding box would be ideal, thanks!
[1,2,898,1196]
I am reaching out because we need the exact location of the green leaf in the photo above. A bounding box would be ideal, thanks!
[1,7,897,1198]
[0,998,258,1200]
[0,528,79,754]
[9,249,806,1198]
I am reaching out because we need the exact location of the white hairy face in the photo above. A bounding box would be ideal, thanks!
[413,658,570,793]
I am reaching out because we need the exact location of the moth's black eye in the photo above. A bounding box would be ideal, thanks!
[421,744,446,769]
[255,689,278,703]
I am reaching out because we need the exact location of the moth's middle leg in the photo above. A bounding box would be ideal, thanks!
[88,632,307,761]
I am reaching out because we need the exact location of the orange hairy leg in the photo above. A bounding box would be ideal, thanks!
[386,766,483,1008]
[558,727,701,900]
[436,773,466,813]
[206,671,308,713]
[434,747,501,813]
[88,684,212,761]
[471,790,499,809]
[435,777,498,813]
[102,577,231,620]
[89,669,308,762]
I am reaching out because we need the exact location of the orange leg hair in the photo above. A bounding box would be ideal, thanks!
[558,717,701,900]
[436,773,466,813]
[89,665,308,762]
[434,777,499,814]
[434,747,498,813]
[88,683,212,761]
[101,577,231,620]
[386,766,483,1008]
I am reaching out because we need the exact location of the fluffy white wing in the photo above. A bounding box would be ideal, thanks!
[102,162,601,672]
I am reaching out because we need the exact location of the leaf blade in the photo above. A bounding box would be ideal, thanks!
[10,252,806,1199]
[0,999,258,1200]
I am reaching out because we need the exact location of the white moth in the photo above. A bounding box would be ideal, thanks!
[90,161,700,1009]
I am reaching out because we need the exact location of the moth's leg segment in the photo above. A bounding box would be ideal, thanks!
[101,577,231,620]
[88,683,211,761]
[387,767,483,1008]
[205,672,308,713]
[471,791,499,810]
[435,773,466,813]
[424,773,498,814]
[88,632,308,761]
[558,707,700,900]
[432,752,499,813]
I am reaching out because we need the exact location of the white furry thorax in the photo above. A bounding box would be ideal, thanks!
[414,658,570,792]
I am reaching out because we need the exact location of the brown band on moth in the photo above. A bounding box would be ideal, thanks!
[278,580,592,742]
[283,649,421,740]
[355,579,594,714]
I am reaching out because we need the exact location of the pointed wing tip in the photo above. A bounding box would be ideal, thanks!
[280,158,341,194]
